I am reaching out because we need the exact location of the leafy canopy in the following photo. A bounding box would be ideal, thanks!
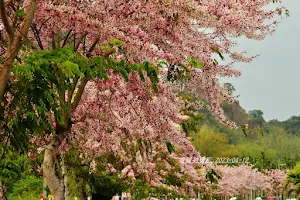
[6,47,159,143]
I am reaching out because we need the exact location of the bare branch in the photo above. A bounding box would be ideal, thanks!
[38,17,51,32]
[62,29,72,48]
[31,23,44,50]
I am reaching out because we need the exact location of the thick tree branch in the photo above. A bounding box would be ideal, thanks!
[71,77,88,112]
[67,77,79,105]
[0,0,37,106]
[69,38,100,112]
[86,37,100,58]
[74,32,87,52]
[0,0,13,40]
[17,0,38,41]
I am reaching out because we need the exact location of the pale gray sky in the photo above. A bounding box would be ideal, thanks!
[225,0,300,121]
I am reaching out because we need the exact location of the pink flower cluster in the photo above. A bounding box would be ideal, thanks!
[215,165,287,196]
[28,0,285,126]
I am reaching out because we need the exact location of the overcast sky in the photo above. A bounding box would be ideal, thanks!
[224,0,300,122]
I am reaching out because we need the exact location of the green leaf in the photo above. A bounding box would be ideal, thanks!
[16,9,26,19]
[117,67,129,82]
[188,57,204,69]
[138,69,145,81]
[110,37,124,46]
[165,141,175,154]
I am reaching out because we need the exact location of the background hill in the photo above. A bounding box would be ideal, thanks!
[184,99,300,170]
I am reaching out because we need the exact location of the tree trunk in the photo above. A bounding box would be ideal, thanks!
[43,143,65,200]
[0,52,16,107]
[43,121,73,200]
[62,157,70,200]
[43,176,48,200]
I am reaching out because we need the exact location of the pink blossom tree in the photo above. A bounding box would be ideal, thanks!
[30,0,286,127]
[1,0,287,199]
[266,169,287,195]
[68,72,207,197]
[216,165,273,197]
